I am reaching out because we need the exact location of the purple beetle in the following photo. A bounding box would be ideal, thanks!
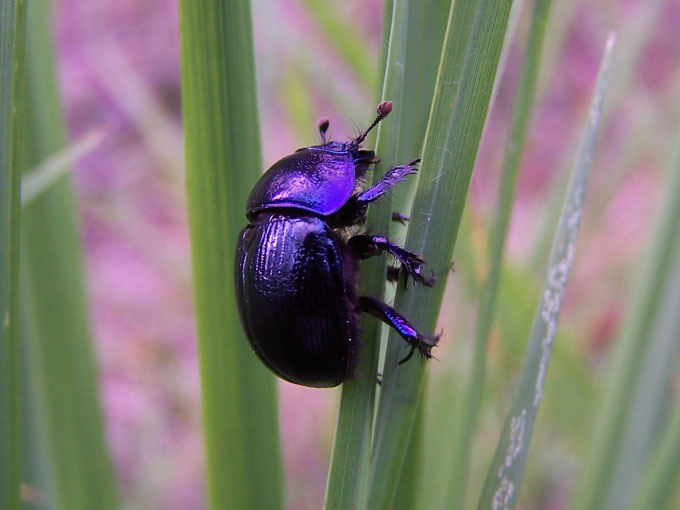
[235,101,438,388]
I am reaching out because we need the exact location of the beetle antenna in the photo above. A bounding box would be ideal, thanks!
[351,100,393,147]
[318,117,330,143]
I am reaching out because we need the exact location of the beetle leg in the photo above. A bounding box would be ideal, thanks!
[329,159,420,227]
[354,158,421,205]
[358,296,439,361]
[348,234,435,287]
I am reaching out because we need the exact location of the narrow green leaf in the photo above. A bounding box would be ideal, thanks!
[299,0,377,91]
[633,395,680,509]
[602,207,680,508]
[325,3,409,507]
[571,104,680,510]
[449,0,553,504]
[21,128,105,206]
[367,1,516,508]
[532,1,668,269]
[325,1,450,506]
[0,1,26,508]
[178,1,283,509]
[391,380,425,510]
[477,33,616,510]
[19,0,119,508]
[387,1,451,504]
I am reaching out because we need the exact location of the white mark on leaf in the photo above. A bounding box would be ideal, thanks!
[492,478,514,510]
[534,186,584,406]
[498,408,527,479]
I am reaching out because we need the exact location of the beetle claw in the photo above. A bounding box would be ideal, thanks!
[398,252,435,288]
[398,346,417,364]
[398,331,440,364]
[391,212,409,225]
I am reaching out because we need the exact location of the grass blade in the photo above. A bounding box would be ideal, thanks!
[0,1,26,508]
[19,0,119,507]
[324,2,408,507]
[633,395,680,509]
[367,1,516,508]
[570,104,680,510]
[299,0,376,91]
[476,33,616,510]
[325,1,450,506]
[178,1,284,508]
[21,128,106,206]
[448,0,553,504]
[601,194,680,508]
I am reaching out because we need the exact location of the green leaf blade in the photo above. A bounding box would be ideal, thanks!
[477,32,616,510]
[21,128,105,207]
[325,1,451,507]
[0,1,26,508]
[571,92,680,510]
[633,394,680,510]
[179,1,283,508]
[18,1,119,508]
[448,0,553,504]
[367,1,516,508]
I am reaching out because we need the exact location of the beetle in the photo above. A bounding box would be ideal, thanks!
[235,101,438,388]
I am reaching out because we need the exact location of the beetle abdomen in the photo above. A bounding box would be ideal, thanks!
[236,215,353,387]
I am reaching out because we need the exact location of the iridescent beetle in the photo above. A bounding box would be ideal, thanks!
[235,101,438,387]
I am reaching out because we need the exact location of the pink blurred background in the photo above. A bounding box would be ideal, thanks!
[50,0,679,508]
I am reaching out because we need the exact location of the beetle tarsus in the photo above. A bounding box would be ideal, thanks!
[328,158,420,228]
[355,160,420,204]
[358,296,439,362]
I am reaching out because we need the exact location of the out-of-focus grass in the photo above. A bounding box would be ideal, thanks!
[19,0,119,508]
[571,102,680,510]
[0,1,26,508]
[299,0,377,91]
[21,129,106,206]
[478,33,615,509]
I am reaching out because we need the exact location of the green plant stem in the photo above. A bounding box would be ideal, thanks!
[179,1,283,508]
